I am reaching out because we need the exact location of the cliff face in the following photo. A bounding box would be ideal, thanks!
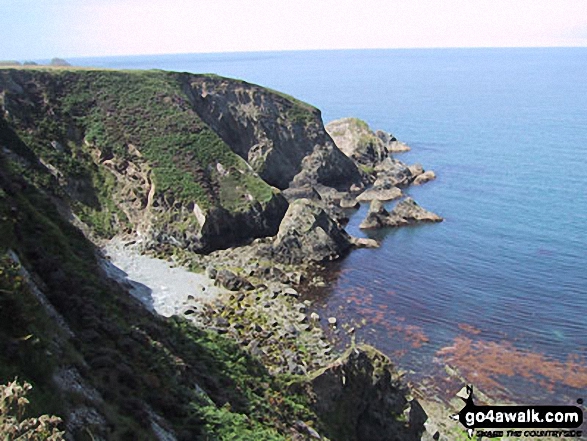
[182,74,363,190]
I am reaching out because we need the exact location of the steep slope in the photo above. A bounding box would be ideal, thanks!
[181,74,363,190]
[0,119,324,440]
[0,68,288,253]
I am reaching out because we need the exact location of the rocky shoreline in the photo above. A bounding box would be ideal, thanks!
[0,68,460,440]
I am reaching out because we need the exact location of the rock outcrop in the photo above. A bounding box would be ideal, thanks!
[360,200,407,229]
[413,170,436,185]
[308,345,427,441]
[391,197,443,223]
[325,117,389,167]
[182,75,363,190]
[376,130,411,152]
[356,186,402,202]
[272,198,353,264]
[360,198,442,229]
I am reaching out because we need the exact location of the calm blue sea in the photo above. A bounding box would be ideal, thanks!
[72,48,587,403]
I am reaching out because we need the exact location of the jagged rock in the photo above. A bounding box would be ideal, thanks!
[349,237,379,248]
[215,269,254,291]
[359,200,407,229]
[408,163,424,178]
[282,185,322,202]
[326,117,389,167]
[360,198,442,229]
[185,76,362,190]
[375,130,411,152]
[272,199,352,264]
[340,195,360,209]
[308,345,427,441]
[374,158,413,186]
[413,170,436,185]
[356,186,402,202]
[205,265,217,279]
[391,197,442,223]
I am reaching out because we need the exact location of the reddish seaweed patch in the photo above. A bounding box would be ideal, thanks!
[457,323,482,335]
[437,336,587,393]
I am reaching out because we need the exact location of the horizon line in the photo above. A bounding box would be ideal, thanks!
[8,44,587,63]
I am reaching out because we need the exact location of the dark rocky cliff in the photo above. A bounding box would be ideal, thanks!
[181,74,363,190]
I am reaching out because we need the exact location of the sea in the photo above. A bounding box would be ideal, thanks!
[69,48,587,405]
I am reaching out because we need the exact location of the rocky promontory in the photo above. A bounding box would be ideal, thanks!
[0,67,445,440]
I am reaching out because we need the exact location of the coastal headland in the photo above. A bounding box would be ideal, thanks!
[0,67,455,440]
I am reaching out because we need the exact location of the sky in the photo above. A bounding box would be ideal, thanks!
[2,0,587,60]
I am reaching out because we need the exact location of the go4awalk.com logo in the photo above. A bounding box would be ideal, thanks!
[451,386,584,438]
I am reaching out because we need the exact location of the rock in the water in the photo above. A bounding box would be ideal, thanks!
[390,197,442,223]
[407,163,424,178]
[359,200,407,229]
[356,186,402,202]
[349,237,380,248]
[327,317,337,326]
[413,170,436,185]
[360,198,442,229]
[308,345,427,441]
[376,130,411,152]
[215,269,254,291]
[374,158,413,187]
[272,199,353,264]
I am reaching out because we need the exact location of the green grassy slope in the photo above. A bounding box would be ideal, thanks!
[0,120,318,440]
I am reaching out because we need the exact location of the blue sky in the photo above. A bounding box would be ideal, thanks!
[2,0,587,60]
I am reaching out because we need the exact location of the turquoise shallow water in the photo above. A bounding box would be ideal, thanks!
[73,48,587,403]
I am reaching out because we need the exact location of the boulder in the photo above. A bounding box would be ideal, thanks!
[356,186,402,202]
[272,199,353,264]
[308,345,427,441]
[407,163,424,178]
[215,269,254,291]
[349,237,380,248]
[374,158,413,187]
[340,195,360,209]
[390,197,442,223]
[413,170,436,185]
